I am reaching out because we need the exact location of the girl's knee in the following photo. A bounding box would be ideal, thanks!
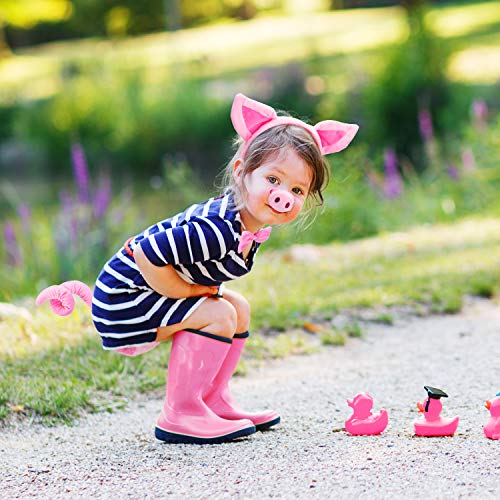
[206,299,237,338]
[171,297,238,339]
[224,291,251,332]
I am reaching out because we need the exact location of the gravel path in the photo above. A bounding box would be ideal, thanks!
[1,298,499,499]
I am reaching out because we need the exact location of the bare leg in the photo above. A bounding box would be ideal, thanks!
[218,289,251,334]
[155,296,237,342]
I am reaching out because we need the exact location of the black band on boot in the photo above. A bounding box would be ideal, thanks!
[184,328,233,344]
[233,331,249,339]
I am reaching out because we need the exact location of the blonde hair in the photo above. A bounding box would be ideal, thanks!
[220,117,330,211]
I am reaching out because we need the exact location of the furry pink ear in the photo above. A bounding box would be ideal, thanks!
[314,120,359,155]
[231,93,276,140]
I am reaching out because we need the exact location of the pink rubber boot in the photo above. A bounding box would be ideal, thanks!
[155,329,256,444]
[204,332,280,431]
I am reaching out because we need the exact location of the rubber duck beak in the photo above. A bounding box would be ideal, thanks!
[417,402,424,413]
[485,400,491,410]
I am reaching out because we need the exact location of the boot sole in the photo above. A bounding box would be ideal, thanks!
[155,424,256,445]
[255,416,280,431]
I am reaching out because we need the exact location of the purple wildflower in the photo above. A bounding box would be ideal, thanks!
[110,187,132,226]
[69,215,79,246]
[3,222,22,266]
[59,189,74,211]
[17,203,31,234]
[461,148,476,172]
[472,99,488,130]
[58,189,79,247]
[93,173,112,220]
[446,163,460,181]
[54,224,69,256]
[71,143,90,203]
[383,148,403,199]
[418,108,434,142]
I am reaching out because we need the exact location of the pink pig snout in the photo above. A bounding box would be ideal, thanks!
[267,189,294,213]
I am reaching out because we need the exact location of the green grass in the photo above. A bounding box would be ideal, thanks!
[321,328,346,346]
[234,217,500,328]
[1,215,499,424]
[344,323,363,338]
[373,314,394,326]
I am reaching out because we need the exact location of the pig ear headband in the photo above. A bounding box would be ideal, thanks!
[231,93,359,159]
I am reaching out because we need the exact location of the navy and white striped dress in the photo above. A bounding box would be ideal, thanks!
[91,193,261,350]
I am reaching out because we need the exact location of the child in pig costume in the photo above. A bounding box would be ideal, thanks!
[37,93,358,444]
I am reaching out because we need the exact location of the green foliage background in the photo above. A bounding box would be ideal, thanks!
[1,0,499,301]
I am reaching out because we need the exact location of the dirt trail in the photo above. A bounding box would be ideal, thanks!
[1,298,499,498]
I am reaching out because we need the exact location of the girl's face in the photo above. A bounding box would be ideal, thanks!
[234,148,313,232]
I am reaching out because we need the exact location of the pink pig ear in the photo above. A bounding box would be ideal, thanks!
[314,120,359,155]
[231,93,276,140]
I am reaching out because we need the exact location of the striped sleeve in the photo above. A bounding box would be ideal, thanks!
[139,216,236,267]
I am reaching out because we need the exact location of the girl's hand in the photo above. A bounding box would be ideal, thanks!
[189,284,219,298]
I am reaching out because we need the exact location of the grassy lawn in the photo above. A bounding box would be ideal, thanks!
[1,1,499,103]
[1,215,499,424]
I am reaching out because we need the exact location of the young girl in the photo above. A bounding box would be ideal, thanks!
[39,93,358,444]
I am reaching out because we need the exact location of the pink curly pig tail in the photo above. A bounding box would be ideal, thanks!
[35,280,159,356]
[36,280,92,316]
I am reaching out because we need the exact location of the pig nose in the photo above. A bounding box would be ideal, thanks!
[268,189,294,213]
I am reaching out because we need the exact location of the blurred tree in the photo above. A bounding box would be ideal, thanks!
[163,0,182,30]
[0,0,71,54]
[400,0,425,9]
[181,0,259,26]
[67,0,167,38]
[329,1,449,8]
[233,0,258,20]
[4,0,271,47]
[105,6,131,38]
[362,0,451,171]
[4,0,178,47]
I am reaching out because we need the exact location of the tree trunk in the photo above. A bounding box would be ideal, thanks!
[399,0,427,9]
[330,0,345,10]
[0,22,12,59]
[163,0,182,31]
[400,0,428,36]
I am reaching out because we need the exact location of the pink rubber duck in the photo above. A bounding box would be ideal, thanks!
[484,392,500,440]
[413,386,459,437]
[345,392,388,436]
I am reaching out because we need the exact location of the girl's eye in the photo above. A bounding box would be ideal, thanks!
[292,187,304,195]
[268,176,279,184]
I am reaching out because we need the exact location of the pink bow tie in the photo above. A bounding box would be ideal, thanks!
[238,227,272,253]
